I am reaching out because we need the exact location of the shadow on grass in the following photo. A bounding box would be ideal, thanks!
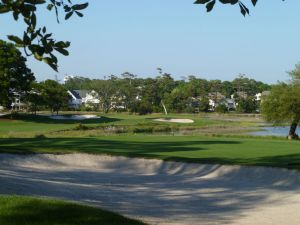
[0,196,146,225]
[0,137,239,155]
[1,114,121,125]
[0,137,300,169]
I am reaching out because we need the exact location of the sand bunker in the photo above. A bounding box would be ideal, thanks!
[49,115,100,120]
[1,153,300,225]
[154,118,194,124]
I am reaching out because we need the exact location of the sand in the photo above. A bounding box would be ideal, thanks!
[154,118,194,124]
[49,115,100,120]
[1,153,300,225]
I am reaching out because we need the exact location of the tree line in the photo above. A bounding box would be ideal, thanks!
[63,71,271,114]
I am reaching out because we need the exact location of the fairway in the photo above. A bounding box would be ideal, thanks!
[0,135,300,169]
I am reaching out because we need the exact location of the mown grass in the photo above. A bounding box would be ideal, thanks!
[0,195,146,225]
[0,135,299,169]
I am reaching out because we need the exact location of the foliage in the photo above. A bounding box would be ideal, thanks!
[194,0,258,16]
[1,0,88,71]
[0,40,35,108]
[74,123,89,131]
[133,101,153,115]
[64,76,92,90]
[236,97,257,113]
[25,82,45,114]
[63,74,270,114]
[90,77,117,113]
[261,83,300,138]
[288,62,300,85]
[215,104,228,113]
[199,97,210,112]
[39,79,69,114]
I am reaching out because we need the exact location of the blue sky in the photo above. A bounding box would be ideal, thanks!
[1,1,300,83]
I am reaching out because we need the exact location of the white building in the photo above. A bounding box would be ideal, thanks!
[68,90,100,109]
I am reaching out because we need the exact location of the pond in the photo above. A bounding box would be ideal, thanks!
[250,126,299,137]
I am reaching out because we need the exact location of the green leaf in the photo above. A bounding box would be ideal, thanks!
[251,0,258,6]
[75,11,83,17]
[71,3,89,11]
[7,35,23,44]
[43,57,58,72]
[23,32,31,45]
[47,4,54,11]
[65,11,73,20]
[239,2,249,16]
[55,47,69,56]
[25,0,46,4]
[13,11,19,20]
[0,5,10,13]
[194,0,211,4]
[206,0,216,12]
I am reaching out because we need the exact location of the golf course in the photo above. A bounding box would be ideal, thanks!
[1,112,300,225]
[2,0,300,224]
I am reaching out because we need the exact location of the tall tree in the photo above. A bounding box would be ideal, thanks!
[91,78,116,113]
[261,63,300,139]
[288,62,300,84]
[261,83,300,139]
[0,40,35,109]
[40,79,69,115]
[25,82,45,115]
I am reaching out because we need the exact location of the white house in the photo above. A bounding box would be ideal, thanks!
[68,90,100,109]
[84,90,100,105]
[209,97,236,111]
[255,91,270,102]
[68,90,83,109]
[208,99,216,111]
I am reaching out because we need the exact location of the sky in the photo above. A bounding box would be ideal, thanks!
[1,0,300,83]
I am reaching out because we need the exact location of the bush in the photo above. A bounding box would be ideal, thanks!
[35,134,46,139]
[74,123,89,130]
[236,97,257,113]
[132,101,153,115]
[215,104,228,113]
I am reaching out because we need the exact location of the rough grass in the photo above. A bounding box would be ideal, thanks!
[0,113,258,137]
[0,195,146,225]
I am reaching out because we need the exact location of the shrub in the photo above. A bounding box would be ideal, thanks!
[35,134,46,139]
[74,123,89,130]
[215,104,228,113]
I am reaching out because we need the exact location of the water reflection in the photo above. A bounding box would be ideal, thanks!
[250,126,299,137]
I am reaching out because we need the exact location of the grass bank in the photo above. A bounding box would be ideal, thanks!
[0,195,146,225]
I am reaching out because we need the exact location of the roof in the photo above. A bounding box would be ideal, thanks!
[70,90,90,99]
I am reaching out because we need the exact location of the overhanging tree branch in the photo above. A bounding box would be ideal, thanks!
[1,0,88,71]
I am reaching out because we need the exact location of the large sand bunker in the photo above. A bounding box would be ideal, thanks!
[1,153,300,225]
[154,118,194,124]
